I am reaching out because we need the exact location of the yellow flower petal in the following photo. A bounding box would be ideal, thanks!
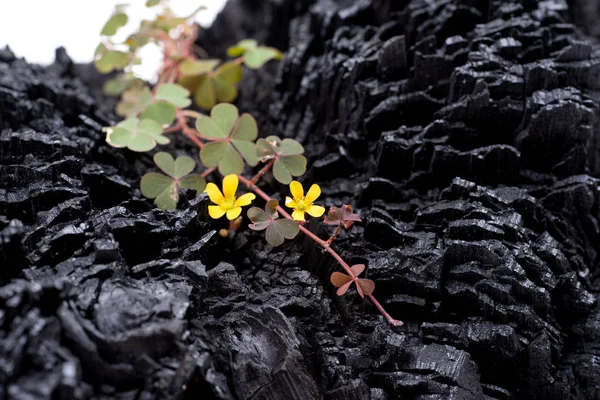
[291,210,305,221]
[235,193,256,207]
[204,182,224,205]
[208,205,226,219]
[285,196,297,208]
[305,184,321,204]
[306,205,325,218]
[226,207,242,220]
[289,180,304,200]
[222,174,238,201]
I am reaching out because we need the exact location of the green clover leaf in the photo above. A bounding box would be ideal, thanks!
[94,49,130,74]
[178,60,243,110]
[152,9,186,32]
[101,12,128,36]
[103,73,145,96]
[105,118,169,152]
[197,104,259,175]
[227,39,283,69]
[116,87,153,117]
[255,136,306,184]
[116,83,190,126]
[179,59,219,76]
[140,102,177,126]
[227,39,258,57]
[125,32,150,51]
[247,199,299,246]
[141,152,206,210]
[155,83,192,108]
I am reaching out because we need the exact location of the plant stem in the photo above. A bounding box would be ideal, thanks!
[183,130,204,148]
[201,167,216,178]
[248,159,275,186]
[182,110,204,119]
[153,30,177,55]
[176,111,204,148]
[163,123,182,134]
[156,20,402,327]
[326,223,343,245]
[182,23,200,58]
[175,110,224,143]
[237,175,402,327]
[167,69,177,84]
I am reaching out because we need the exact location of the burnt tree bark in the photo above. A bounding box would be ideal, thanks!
[2,0,600,399]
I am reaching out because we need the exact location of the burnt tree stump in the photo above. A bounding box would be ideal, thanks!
[2,1,600,399]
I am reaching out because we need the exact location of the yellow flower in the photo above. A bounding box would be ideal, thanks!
[205,174,256,220]
[285,181,325,221]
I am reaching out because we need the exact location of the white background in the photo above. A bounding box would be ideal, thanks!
[0,0,226,79]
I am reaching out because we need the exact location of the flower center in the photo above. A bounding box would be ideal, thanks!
[221,196,236,210]
[296,198,308,211]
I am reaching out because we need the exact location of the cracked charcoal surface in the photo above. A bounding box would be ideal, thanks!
[2,0,600,399]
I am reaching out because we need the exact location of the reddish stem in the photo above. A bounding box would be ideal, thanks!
[201,167,216,178]
[183,24,200,58]
[183,130,204,148]
[181,110,204,119]
[237,175,402,327]
[166,68,178,84]
[153,30,177,54]
[176,111,204,149]
[248,158,275,186]
[151,19,402,327]
[326,223,343,245]
[163,123,182,134]
[175,110,226,143]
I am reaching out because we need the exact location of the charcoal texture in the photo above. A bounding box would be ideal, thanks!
[2,0,600,399]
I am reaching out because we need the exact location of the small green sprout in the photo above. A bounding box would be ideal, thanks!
[197,104,259,175]
[205,174,255,220]
[140,152,206,210]
[227,39,283,69]
[285,181,326,222]
[255,136,306,184]
[178,61,243,110]
[330,264,375,298]
[247,199,300,247]
[104,118,169,152]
